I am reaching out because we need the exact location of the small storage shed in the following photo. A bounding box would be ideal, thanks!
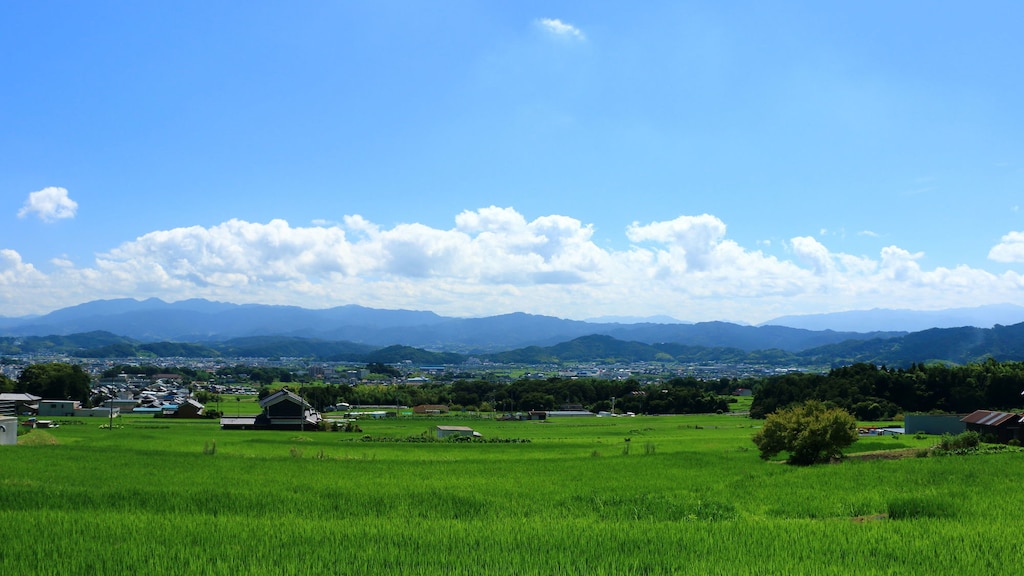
[436,425,480,439]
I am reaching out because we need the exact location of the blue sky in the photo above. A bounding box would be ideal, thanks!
[3,1,1024,323]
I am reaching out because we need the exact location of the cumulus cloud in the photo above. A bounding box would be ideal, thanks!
[5,207,1024,322]
[536,18,585,40]
[18,186,78,222]
[627,214,728,273]
[790,236,833,275]
[988,231,1024,263]
[0,249,54,312]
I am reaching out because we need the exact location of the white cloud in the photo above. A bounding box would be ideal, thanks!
[988,231,1024,263]
[626,214,727,272]
[536,18,585,40]
[5,208,1024,322]
[790,236,832,275]
[17,186,78,222]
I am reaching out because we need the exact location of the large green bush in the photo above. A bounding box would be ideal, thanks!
[752,400,859,465]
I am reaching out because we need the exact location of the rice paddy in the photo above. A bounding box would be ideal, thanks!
[2,413,1021,575]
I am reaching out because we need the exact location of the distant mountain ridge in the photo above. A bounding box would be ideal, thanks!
[0,298,909,353]
[5,299,1024,367]
[6,321,1024,368]
[763,304,1024,332]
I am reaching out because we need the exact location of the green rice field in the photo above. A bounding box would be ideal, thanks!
[3,412,1021,575]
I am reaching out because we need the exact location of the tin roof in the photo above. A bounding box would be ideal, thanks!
[960,410,1020,426]
[0,393,41,402]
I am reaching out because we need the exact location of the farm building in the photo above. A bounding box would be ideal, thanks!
[175,399,205,418]
[0,393,41,416]
[38,400,79,417]
[961,410,1024,443]
[436,425,481,439]
[904,413,967,436]
[159,399,205,418]
[221,389,321,430]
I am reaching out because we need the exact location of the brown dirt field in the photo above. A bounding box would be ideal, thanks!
[845,447,923,461]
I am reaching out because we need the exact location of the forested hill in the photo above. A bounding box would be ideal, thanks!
[5,322,1024,367]
[794,322,1024,366]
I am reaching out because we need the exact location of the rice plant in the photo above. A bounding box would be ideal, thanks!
[1,413,1019,575]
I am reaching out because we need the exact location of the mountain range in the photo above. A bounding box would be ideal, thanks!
[3,299,1024,367]
[0,298,919,353]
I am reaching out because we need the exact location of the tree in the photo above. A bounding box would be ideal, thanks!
[752,401,858,465]
[17,363,92,403]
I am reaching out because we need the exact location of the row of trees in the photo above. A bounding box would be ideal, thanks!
[253,376,731,415]
[751,360,1024,419]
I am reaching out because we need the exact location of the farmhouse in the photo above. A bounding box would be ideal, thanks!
[960,410,1024,443]
[159,398,205,418]
[436,425,481,439]
[221,389,321,431]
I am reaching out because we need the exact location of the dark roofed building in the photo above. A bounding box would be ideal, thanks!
[961,410,1024,444]
[160,398,205,418]
[222,389,321,430]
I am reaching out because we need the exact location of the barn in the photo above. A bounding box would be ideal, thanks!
[960,410,1024,444]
